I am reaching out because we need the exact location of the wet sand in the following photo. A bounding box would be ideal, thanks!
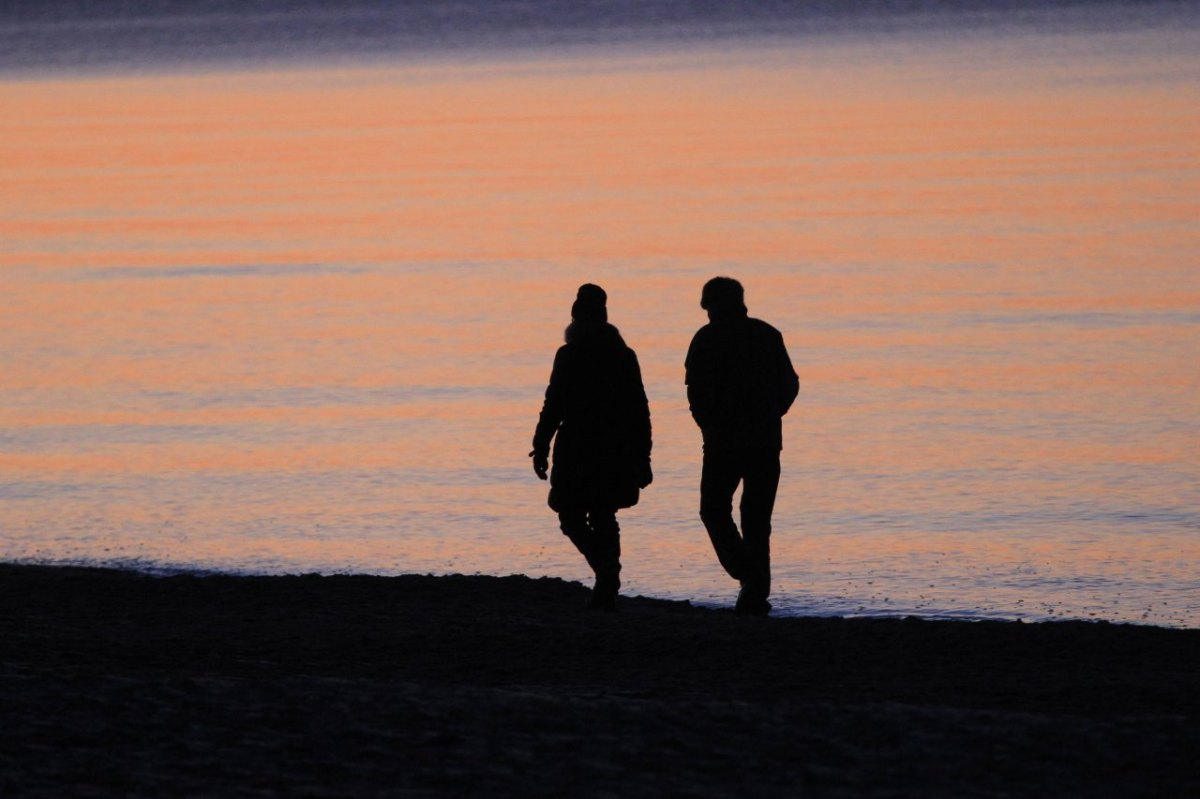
[2,564,1197,797]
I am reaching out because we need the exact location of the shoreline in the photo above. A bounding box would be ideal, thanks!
[3,563,1198,796]
[12,558,1189,631]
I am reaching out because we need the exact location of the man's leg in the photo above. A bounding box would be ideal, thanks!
[699,446,746,582]
[738,449,781,613]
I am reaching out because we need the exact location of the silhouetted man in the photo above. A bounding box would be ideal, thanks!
[685,277,798,616]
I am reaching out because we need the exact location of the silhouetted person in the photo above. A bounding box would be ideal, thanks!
[685,277,798,616]
[531,284,653,610]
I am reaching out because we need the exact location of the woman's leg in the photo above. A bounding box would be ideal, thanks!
[586,508,621,610]
[558,508,603,574]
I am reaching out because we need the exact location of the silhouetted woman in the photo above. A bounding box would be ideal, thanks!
[530,284,652,610]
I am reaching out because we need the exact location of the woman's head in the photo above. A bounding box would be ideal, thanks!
[564,283,624,346]
[571,283,608,324]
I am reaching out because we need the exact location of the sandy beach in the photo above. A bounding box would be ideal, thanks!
[1,564,1197,796]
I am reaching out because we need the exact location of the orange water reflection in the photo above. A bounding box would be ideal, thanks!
[2,38,1198,624]
[4,47,1197,271]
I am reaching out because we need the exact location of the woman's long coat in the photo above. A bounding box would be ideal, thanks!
[532,323,652,512]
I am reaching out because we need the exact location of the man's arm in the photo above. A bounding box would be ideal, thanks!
[776,329,799,416]
[684,330,714,430]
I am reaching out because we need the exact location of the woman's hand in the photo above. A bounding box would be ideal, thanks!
[529,450,549,480]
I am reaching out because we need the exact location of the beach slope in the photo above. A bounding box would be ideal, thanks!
[2,564,1197,796]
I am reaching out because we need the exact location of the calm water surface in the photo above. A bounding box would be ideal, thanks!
[2,7,1198,625]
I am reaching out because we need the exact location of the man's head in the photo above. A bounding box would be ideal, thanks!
[700,276,747,319]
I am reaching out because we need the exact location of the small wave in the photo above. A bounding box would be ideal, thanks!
[65,263,367,282]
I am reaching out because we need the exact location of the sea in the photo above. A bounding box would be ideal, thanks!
[2,0,1198,626]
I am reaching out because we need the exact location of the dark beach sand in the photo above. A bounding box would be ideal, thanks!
[2,564,1197,797]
